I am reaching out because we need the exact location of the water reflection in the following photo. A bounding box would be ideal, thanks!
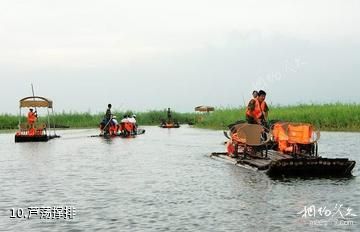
[0,127,359,231]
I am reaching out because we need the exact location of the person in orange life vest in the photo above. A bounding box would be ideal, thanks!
[27,108,37,125]
[246,90,259,115]
[252,90,258,99]
[246,90,269,125]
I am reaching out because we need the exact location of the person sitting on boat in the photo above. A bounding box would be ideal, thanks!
[121,115,129,123]
[246,90,269,126]
[128,114,136,124]
[27,108,38,125]
[128,114,137,132]
[120,115,133,136]
[112,115,119,125]
[109,115,119,135]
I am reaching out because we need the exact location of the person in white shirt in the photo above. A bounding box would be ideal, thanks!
[121,115,129,123]
[128,115,136,124]
[111,115,119,125]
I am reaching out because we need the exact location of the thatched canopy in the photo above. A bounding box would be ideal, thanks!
[195,105,215,112]
[19,96,53,108]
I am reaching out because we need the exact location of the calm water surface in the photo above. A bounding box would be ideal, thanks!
[0,126,359,231]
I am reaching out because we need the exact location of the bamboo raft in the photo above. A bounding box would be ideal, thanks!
[15,134,60,143]
[210,151,356,177]
[160,122,180,128]
[91,129,146,138]
[213,122,356,177]
[15,96,60,143]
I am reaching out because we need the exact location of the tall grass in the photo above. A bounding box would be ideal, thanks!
[1,104,359,131]
[0,114,19,129]
[196,103,360,131]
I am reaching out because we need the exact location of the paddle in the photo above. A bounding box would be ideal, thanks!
[31,83,37,113]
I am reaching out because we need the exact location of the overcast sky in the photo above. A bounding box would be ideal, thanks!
[1,0,359,114]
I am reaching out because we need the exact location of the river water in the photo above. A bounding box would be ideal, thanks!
[0,126,359,231]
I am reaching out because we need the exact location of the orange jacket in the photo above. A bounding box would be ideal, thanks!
[246,99,267,119]
[27,112,37,124]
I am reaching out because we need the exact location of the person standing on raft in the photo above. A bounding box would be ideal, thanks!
[251,90,258,100]
[246,90,269,126]
[167,108,172,122]
[27,108,37,126]
[27,108,38,136]
[105,104,112,122]
[103,104,112,134]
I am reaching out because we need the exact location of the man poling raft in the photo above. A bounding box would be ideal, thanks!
[27,108,38,136]
[160,107,180,128]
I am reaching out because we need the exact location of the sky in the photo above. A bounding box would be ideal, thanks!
[1,0,359,114]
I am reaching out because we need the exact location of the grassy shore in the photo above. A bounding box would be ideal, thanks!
[195,103,360,131]
[1,104,359,131]
[0,110,196,129]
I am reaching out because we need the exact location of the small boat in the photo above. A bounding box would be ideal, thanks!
[160,107,180,128]
[92,128,146,138]
[15,96,60,143]
[211,122,356,177]
[160,122,180,128]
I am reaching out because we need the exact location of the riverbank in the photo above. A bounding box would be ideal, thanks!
[1,103,359,131]
[0,111,195,129]
[195,103,360,131]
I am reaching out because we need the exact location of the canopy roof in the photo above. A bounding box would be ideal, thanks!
[195,105,215,112]
[19,96,53,108]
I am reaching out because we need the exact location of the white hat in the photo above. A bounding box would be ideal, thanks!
[132,114,136,118]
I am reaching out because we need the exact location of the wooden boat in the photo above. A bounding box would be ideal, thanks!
[212,122,356,177]
[15,96,60,143]
[160,122,180,128]
[92,128,146,138]
[159,107,180,128]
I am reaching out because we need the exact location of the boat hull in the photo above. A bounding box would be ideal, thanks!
[160,124,180,128]
[211,152,356,177]
[95,129,146,138]
[15,135,60,143]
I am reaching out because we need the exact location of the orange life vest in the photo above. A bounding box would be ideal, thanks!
[27,112,37,124]
[272,122,313,153]
[272,123,290,152]
[288,124,313,144]
[246,99,266,119]
[122,122,133,132]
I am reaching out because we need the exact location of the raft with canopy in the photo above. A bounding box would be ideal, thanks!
[15,96,60,142]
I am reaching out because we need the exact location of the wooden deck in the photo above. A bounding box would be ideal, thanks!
[210,151,356,177]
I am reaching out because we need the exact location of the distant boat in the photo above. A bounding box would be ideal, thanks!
[160,121,180,128]
[15,96,60,143]
[160,107,180,128]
